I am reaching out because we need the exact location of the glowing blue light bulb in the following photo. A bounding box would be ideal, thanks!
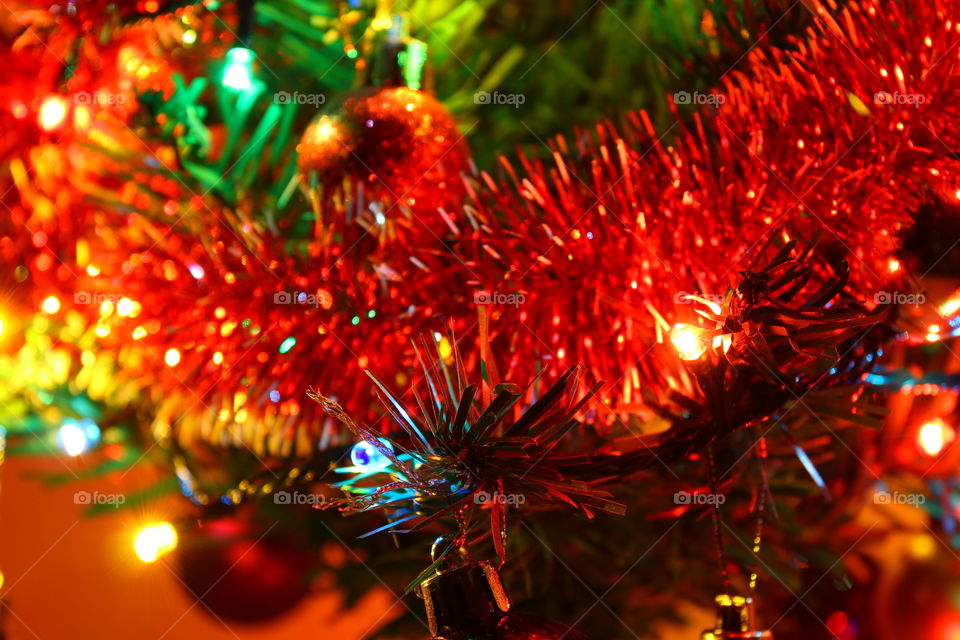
[222,47,255,92]
[350,439,394,469]
[56,418,100,457]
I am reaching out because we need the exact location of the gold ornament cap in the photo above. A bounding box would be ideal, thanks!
[700,594,774,639]
[366,13,429,90]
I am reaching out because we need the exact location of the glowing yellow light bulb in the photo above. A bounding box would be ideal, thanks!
[918,418,954,456]
[670,323,710,361]
[38,95,68,131]
[134,522,178,563]
[164,348,181,367]
[41,296,61,314]
[887,258,901,273]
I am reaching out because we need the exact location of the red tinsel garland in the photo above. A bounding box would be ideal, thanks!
[15,0,960,458]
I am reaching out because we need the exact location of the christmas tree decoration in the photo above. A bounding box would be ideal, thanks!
[173,512,316,623]
[349,437,394,470]
[133,521,179,564]
[700,595,773,640]
[55,417,101,457]
[37,94,68,132]
[419,560,589,640]
[316,350,624,561]
[6,0,960,637]
[222,46,257,93]
[671,322,713,361]
[297,85,468,234]
[297,11,469,244]
[917,418,954,457]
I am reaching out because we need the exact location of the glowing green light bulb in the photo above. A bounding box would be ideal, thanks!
[223,47,255,92]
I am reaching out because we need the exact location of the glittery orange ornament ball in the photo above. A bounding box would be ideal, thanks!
[296,86,468,223]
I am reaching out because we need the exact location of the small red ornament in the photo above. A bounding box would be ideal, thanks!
[174,514,316,623]
[297,86,468,235]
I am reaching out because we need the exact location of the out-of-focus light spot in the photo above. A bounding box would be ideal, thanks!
[41,296,60,314]
[351,315,360,325]
[164,348,181,367]
[887,258,901,273]
[38,95,68,131]
[278,337,296,354]
[941,295,960,317]
[212,351,223,365]
[671,323,710,360]
[222,47,255,91]
[56,418,101,456]
[214,306,226,319]
[86,265,101,276]
[12,101,27,119]
[132,326,147,340]
[350,438,394,469]
[367,309,376,318]
[182,29,197,44]
[73,105,91,131]
[269,390,281,402]
[438,336,452,360]
[116,298,137,317]
[909,533,937,559]
[919,418,954,456]
[945,620,960,640]
[188,264,205,279]
[134,522,178,563]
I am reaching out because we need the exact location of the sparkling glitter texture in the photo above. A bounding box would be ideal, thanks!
[297,86,469,242]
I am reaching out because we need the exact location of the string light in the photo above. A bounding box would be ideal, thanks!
[56,418,101,457]
[350,439,394,469]
[38,95,68,131]
[134,522,178,563]
[222,47,255,92]
[41,296,61,314]
[918,418,954,456]
[670,323,711,361]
